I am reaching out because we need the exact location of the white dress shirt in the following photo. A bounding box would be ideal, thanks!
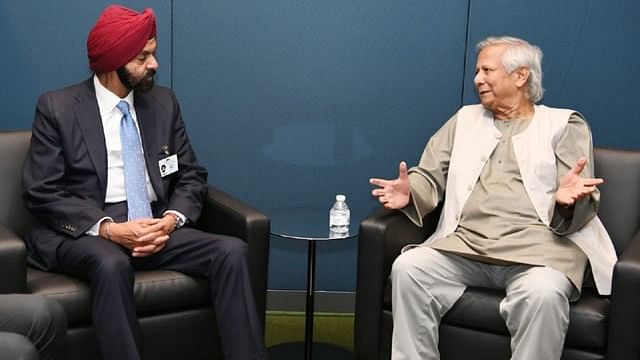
[94,75,158,203]
[87,75,185,235]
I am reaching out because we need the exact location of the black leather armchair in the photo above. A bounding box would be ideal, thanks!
[354,148,640,360]
[0,130,270,360]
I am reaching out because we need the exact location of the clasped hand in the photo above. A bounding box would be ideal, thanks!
[108,215,176,257]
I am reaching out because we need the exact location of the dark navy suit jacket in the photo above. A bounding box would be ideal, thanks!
[22,78,208,270]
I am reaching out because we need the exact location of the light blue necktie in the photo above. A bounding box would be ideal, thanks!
[116,100,153,220]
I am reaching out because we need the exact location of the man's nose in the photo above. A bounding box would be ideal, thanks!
[474,72,483,86]
[146,55,159,70]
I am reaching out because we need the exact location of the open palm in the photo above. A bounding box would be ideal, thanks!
[556,157,603,206]
[369,162,411,209]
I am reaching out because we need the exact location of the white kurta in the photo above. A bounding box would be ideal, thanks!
[403,104,617,295]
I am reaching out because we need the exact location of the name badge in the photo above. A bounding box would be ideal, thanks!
[158,154,178,177]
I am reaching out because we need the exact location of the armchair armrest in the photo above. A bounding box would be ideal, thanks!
[0,224,27,294]
[354,206,439,359]
[196,185,270,327]
[607,229,640,360]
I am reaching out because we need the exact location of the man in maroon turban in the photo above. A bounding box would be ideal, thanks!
[87,4,159,96]
[87,5,157,74]
[23,4,268,360]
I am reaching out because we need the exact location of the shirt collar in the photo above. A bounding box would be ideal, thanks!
[93,74,135,118]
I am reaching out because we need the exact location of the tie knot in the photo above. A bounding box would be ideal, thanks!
[116,100,130,115]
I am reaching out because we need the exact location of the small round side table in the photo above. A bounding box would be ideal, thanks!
[267,207,356,360]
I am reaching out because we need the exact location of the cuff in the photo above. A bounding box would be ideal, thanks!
[86,217,113,236]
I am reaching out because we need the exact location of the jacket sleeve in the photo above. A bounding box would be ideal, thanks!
[550,113,599,235]
[22,92,107,238]
[403,114,456,226]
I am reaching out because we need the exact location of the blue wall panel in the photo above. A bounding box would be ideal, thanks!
[172,0,469,290]
[0,0,172,130]
[463,0,640,149]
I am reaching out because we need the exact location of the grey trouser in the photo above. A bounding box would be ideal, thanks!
[0,294,67,360]
[390,247,576,360]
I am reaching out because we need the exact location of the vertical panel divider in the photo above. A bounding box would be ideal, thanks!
[460,0,471,108]
[170,0,174,89]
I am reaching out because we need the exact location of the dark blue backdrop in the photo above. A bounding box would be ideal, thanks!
[2,0,638,292]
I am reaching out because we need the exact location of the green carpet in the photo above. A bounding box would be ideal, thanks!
[265,311,354,351]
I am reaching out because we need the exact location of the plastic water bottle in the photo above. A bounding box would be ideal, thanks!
[329,194,350,234]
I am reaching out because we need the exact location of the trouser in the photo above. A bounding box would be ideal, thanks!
[0,332,38,360]
[56,202,267,360]
[0,294,67,360]
[390,247,576,360]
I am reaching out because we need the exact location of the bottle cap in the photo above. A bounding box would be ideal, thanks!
[336,194,346,201]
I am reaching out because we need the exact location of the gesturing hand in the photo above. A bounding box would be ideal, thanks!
[369,161,411,209]
[556,157,603,206]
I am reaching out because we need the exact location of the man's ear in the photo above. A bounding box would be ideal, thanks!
[515,67,530,88]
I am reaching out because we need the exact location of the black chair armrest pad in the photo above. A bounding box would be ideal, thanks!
[198,185,269,242]
[607,229,640,360]
[0,224,27,293]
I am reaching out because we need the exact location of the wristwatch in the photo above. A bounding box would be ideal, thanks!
[167,212,185,229]
[174,214,185,229]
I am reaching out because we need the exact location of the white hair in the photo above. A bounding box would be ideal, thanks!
[477,36,545,103]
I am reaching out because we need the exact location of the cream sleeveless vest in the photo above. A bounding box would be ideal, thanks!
[418,104,617,295]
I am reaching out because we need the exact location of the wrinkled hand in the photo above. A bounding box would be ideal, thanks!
[369,161,411,209]
[109,216,176,257]
[555,157,603,206]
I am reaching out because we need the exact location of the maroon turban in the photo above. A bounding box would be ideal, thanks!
[87,5,157,73]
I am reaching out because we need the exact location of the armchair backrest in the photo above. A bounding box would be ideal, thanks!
[593,147,640,255]
[0,130,33,238]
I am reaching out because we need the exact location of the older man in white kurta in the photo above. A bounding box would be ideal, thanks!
[370,36,616,360]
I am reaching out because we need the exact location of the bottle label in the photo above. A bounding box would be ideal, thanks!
[330,214,349,226]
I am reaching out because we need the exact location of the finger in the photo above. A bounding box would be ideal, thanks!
[372,188,387,197]
[398,161,408,180]
[133,244,155,252]
[146,222,167,233]
[582,178,604,186]
[140,230,168,243]
[132,232,154,243]
[383,201,395,210]
[133,234,163,246]
[152,243,166,254]
[135,221,167,236]
[132,251,153,257]
[570,157,587,175]
[369,178,391,187]
[132,244,156,256]
[152,235,170,245]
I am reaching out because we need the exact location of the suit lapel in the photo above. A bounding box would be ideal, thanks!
[74,79,108,198]
[134,92,164,202]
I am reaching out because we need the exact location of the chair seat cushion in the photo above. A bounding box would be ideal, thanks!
[27,268,211,326]
[383,282,609,351]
